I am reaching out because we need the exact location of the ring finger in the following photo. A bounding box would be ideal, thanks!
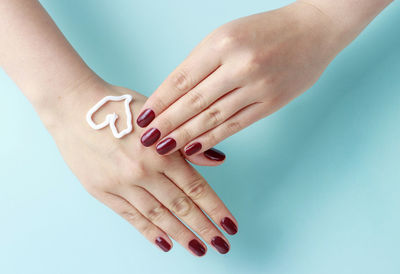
[97,191,173,253]
[121,185,208,257]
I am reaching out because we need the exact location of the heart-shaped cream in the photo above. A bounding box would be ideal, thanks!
[86,94,133,139]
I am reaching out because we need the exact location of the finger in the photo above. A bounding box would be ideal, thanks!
[136,42,221,128]
[185,102,268,155]
[184,147,226,166]
[143,173,231,255]
[98,191,173,253]
[164,161,238,236]
[140,67,239,150]
[155,87,254,156]
[120,185,209,257]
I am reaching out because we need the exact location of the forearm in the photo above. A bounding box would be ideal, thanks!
[298,0,394,47]
[0,0,101,117]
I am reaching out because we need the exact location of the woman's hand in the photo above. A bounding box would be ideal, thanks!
[44,80,237,256]
[0,0,236,256]
[136,0,390,156]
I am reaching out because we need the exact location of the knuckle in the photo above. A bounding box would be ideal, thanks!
[254,79,272,97]
[170,196,193,217]
[262,93,284,110]
[186,177,208,201]
[188,91,207,112]
[262,96,275,110]
[158,156,181,171]
[237,53,262,77]
[157,115,174,131]
[241,60,259,76]
[171,69,191,92]
[124,161,148,182]
[208,204,223,219]
[197,225,214,237]
[112,152,147,183]
[206,108,223,127]
[147,205,166,223]
[206,132,218,147]
[178,127,193,143]
[140,223,154,237]
[150,96,166,112]
[226,121,242,134]
[249,51,267,67]
[121,209,142,224]
[259,72,278,88]
[214,27,241,51]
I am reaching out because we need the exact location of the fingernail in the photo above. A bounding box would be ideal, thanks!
[185,142,202,156]
[188,239,206,257]
[211,236,230,254]
[155,237,171,252]
[141,128,161,147]
[156,138,176,155]
[137,108,155,128]
[221,217,238,235]
[204,148,226,161]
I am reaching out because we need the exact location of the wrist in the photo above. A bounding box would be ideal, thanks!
[297,0,393,49]
[39,77,147,139]
[284,1,346,61]
[36,73,108,132]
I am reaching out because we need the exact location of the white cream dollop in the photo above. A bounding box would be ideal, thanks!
[86,94,133,139]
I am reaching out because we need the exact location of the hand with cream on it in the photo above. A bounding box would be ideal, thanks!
[0,0,236,256]
[48,82,236,256]
[137,0,393,156]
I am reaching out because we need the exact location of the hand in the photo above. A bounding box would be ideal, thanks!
[45,80,237,256]
[0,0,236,256]
[135,1,355,156]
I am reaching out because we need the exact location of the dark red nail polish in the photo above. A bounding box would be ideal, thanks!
[185,142,202,156]
[204,148,226,161]
[188,239,206,257]
[156,138,176,155]
[221,217,238,235]
[211,236,230,254]
[137,108,155,128]
[155,237,171,252]
[141,128,161,147]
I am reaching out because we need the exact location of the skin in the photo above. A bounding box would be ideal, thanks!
[1,0,393,256]
[138,0,394,157]
[0,0,237,256]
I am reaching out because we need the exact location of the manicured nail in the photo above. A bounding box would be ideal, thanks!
[185,142,202,156]
[221,217,238,235]
[141,128,161,147]
[188,239,206,257]
[211,236,230,254]
[204,148,226,161]
[156,138,176,155]
[155,237,171,252]
[136,108,155,128]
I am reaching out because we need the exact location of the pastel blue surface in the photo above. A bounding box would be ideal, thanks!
[1,1,400,273]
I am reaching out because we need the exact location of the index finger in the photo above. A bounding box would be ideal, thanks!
[136,42,221,128]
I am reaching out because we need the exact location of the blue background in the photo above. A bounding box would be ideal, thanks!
[1,1,400,273]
